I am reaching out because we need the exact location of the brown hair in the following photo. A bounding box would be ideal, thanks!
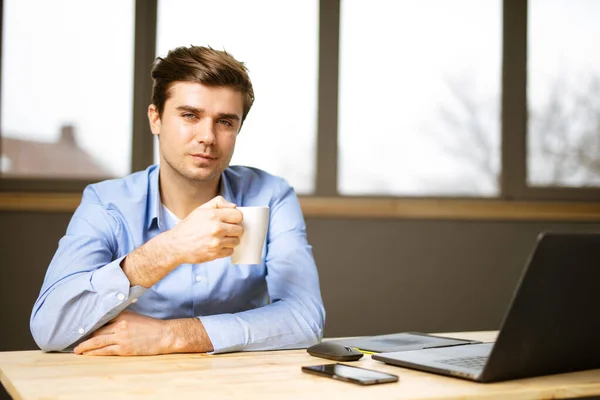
[151,45,255,123]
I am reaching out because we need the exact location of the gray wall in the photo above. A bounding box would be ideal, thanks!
[2,210,599,352]
[311,218,600,337]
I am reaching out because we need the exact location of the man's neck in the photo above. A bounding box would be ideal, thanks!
[158,166,220,220]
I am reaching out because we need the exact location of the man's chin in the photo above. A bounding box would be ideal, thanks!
[184,168,221,183]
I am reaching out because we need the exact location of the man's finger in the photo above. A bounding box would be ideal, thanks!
[220,236,242,249]
[108,310,134,323]
[218,209,243,224]
[201,196,236,209]
[82,345,121,356]
[222,222,244,238]
[91,321,118,337]
[74,334,115,354]
[90,328,113,338]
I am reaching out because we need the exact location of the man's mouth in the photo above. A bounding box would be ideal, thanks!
[190,153,217,160]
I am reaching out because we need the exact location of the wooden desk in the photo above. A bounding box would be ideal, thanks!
[1,331,600,400]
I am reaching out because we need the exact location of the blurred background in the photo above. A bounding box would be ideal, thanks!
[1,1,600,395]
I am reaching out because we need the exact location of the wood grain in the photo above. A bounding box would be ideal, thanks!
[2,332,600,400]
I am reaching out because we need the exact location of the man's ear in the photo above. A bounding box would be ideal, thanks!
[148,104,161,135]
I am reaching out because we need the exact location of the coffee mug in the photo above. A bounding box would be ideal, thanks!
[231,206,269,264]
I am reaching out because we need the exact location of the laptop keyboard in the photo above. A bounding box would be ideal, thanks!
[436,356,488,370]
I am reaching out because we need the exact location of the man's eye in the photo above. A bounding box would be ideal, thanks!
[182,113,197,119]
[218,119,233,127]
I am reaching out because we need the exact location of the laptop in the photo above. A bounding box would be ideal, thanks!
[327,332,481,353]
[373,232,600,383]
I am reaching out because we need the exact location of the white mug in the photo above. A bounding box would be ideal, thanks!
[231,206,270,264]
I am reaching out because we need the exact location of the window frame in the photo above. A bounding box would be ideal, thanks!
[501,0,600,202]
[0,0,155,192]
[1,0,599,216]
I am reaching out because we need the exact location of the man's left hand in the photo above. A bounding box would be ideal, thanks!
[73,310,173,356]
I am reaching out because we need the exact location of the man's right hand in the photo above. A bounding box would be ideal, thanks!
[121,196,243,288]
[167,196,244,265]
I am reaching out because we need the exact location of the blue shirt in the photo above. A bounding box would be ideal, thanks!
[30,165,325,353]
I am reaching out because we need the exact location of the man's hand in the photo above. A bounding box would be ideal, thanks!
[166,196,244,265]
[73,311,214,356]
[121,196,243,288]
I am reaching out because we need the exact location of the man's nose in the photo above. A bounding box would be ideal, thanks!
[194,120,216,144]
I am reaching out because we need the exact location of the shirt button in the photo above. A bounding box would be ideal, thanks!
[116,293,126,301]
[194,275,203,283]
[77,327,85,335]
[131,298,138,303]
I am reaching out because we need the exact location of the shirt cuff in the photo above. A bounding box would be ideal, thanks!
[90,256,147,307]
[199,314,246,354]
[65,257,148,349]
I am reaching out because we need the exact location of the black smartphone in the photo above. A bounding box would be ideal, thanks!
[301,363,399,385]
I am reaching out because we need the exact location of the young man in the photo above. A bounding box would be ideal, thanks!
[30,46,325,355]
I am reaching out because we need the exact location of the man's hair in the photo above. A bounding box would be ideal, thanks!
[151,45,255,123]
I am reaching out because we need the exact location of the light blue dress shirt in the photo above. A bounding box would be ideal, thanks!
[30,165,325,353]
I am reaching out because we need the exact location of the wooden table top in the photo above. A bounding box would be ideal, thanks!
[2,331,600,400]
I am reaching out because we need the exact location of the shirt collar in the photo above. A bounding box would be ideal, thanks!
[147,165,235,230]
[219,169,235,204]
[147,165,161,230]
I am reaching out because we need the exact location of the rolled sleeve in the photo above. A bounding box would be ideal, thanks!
[30,187,148,352]
[199,314,245,354]
[31,255,148,352]
[90,256,147,305]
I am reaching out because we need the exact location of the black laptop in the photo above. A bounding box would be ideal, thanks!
[373,232,600,383]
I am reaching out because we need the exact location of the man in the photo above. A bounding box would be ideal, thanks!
[30,45,325,355]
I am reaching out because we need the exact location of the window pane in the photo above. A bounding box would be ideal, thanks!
[0,0,134,179]
[339,0,501,196]
[156,0,319,194]
[527,0,600,187]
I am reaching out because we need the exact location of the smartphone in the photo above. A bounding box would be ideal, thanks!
[301,363,399,385]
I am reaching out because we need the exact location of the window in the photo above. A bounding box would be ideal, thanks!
[527,0,600,188]
[155,0,319,194]
[1,0,135,179]
[2,0,598,208]
[338,0,501,196]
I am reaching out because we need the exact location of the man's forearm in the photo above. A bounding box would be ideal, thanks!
[120,231,181,288]
[165,318,214,353]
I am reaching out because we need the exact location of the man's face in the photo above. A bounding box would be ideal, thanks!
[149,81,243,183]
